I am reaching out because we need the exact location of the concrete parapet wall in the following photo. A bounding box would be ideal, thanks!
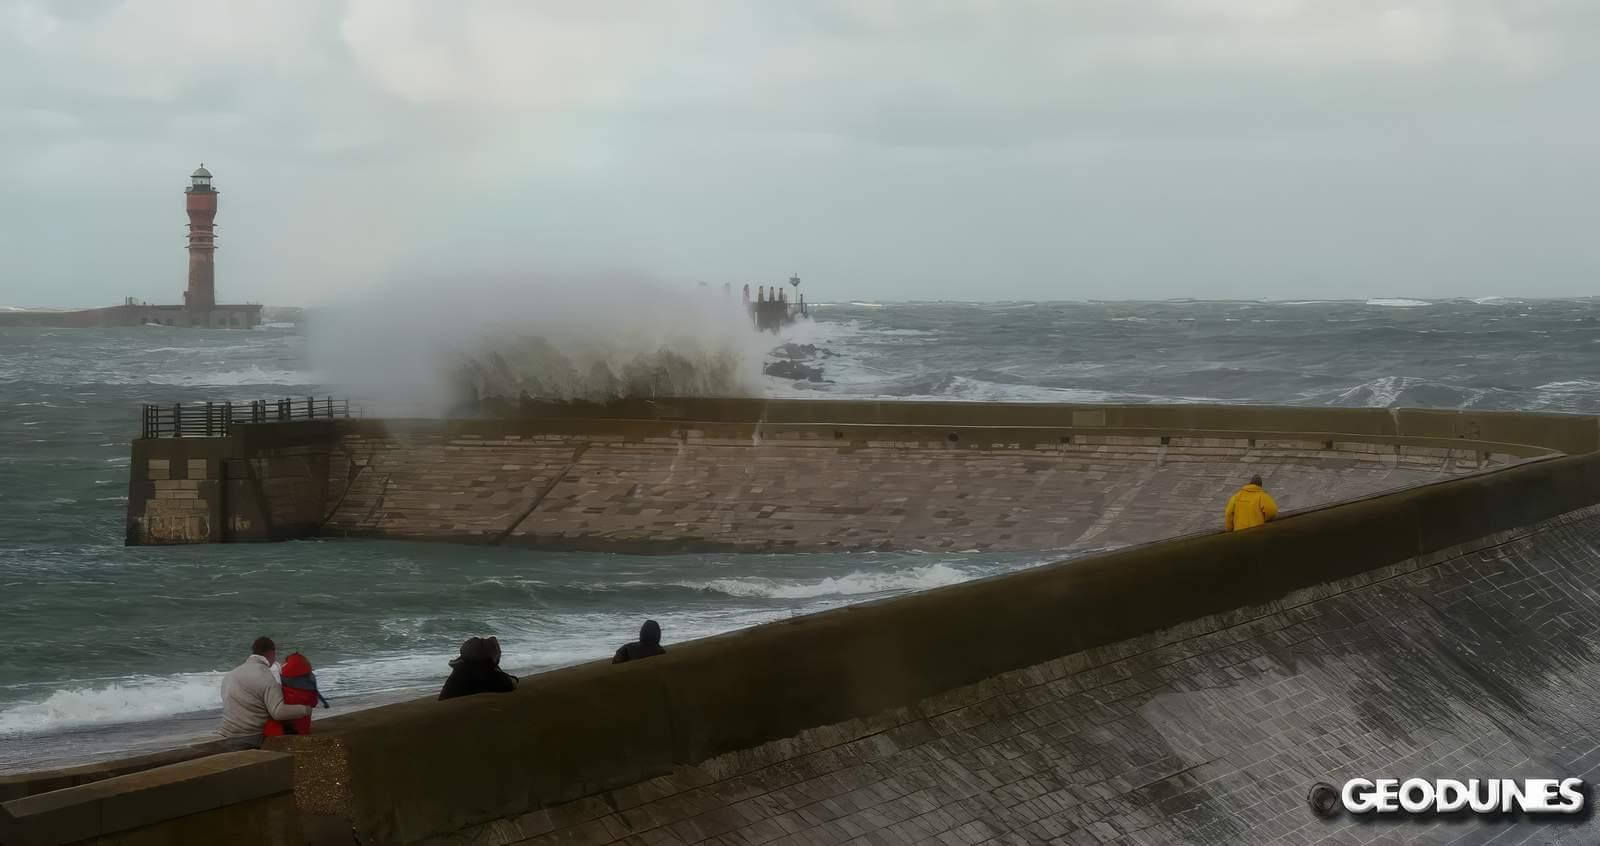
[511,398,1600,456]
[267,449,1600,843]
[1,750,296,845]
[0,741,233,804]
[422,502,1600,846]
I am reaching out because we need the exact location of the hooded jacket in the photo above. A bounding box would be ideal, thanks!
[1224,484,1279,531]
[613,620,666,664]
[439,637,518,701]
[263,653,329,737]
[219,655,312,739]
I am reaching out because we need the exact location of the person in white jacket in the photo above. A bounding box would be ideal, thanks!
[218,636,312,747]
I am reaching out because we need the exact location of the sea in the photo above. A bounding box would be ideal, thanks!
[4,296,1600,771]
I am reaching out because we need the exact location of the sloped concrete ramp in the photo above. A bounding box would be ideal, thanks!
[434,503,1600,846]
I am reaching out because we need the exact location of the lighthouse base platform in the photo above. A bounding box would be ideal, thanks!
[0,302,262,329]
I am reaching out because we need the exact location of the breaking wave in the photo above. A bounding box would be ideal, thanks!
[0,673,224,735]
[683,563,978,599]
[449,331,752,404]
[311,274,773,413]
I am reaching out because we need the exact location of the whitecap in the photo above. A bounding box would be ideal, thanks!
[1365,298,1431,308]
[681,562,976,599]
[1534,380,1600,392]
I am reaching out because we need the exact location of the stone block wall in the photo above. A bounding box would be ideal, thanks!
[127,443,226,544]
[322,426,1525,553]
[126,421,354,545]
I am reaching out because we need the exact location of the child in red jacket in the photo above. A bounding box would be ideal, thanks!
[263,652,330,737]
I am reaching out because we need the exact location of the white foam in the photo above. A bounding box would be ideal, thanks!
[847,302,886,308]
[683,563,977,599]
[152,367,315,387]
[1534,380,1600,392]
[59,366,315,387]
[0,673,224,735]
[1333,375,1411,407]
[1365,298,1431,308]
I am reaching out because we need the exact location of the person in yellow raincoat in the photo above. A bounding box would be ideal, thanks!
[1224,474,1278,531]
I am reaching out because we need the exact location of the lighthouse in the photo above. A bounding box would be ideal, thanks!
[0,163,262,327]
[184,165,217,312]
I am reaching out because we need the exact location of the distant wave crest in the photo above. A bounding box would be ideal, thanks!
[1366,298,1432,308]
[681,563,975,599]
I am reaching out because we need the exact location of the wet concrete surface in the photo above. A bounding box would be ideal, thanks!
[439,503,1600,845]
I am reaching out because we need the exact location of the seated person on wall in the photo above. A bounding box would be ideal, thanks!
[262,652,330,737]
[614,620,666,664]
[219,636,313,748]
[1224,474,1279,531]
[439,636,518,700]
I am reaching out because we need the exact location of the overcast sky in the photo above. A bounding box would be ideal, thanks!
[2,1,1597,307]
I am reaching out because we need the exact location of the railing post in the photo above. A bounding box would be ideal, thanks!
[224,402,233,435]
[173,403,182,438]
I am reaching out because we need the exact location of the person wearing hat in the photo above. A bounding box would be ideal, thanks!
[439,636,518,700]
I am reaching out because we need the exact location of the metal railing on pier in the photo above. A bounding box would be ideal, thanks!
[140,397,355,439]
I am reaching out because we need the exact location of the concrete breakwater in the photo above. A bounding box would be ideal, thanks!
[6,399,1590,843]
[124,398,1578,551]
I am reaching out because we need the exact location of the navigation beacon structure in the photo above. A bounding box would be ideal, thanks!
[0,165,264,328]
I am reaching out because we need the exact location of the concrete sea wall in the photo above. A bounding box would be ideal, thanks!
[66,400,1600,843]
[247,448,1600,844]
[126,400,1572,551]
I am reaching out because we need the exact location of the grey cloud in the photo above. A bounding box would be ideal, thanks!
[2,0,1599,307]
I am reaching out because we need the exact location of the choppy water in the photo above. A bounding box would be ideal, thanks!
[4,297,1600,770]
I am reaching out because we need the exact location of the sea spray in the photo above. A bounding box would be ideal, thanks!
[308,273,772,416]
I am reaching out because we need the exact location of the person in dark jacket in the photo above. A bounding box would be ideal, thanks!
[439,636,518,700]
[613,620,666,664]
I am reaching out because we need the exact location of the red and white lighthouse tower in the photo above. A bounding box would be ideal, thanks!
[184,164,217,312]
